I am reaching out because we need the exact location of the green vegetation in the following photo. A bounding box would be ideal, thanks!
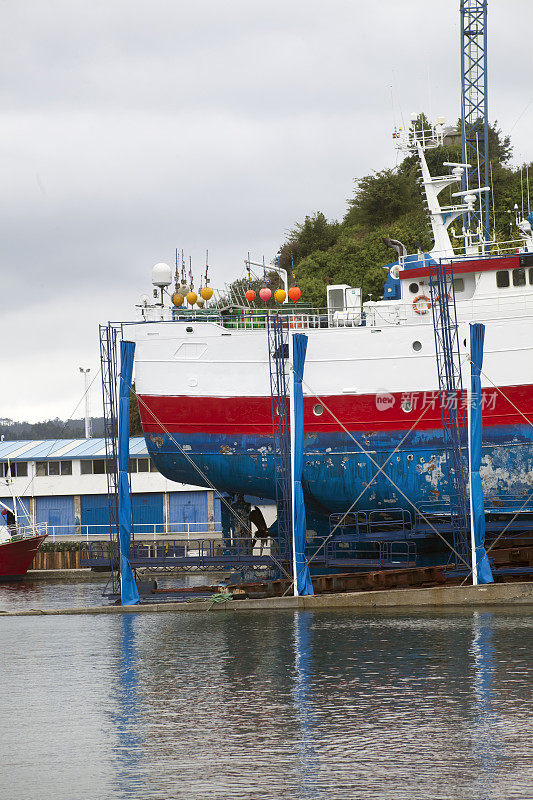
[273,116,528,307]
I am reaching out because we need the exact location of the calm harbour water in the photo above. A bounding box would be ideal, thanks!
[1,580,533,800]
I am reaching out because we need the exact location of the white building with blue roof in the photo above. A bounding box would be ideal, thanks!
[0,438,220,538]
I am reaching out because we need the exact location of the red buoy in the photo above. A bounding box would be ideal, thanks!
[288,286,301,303]
[245,289,256,302]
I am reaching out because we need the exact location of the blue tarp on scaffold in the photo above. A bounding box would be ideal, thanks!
[118,341,140,605]
[470,323,494,584]
[293,334,314,596]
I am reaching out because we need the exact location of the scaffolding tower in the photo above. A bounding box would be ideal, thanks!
[267,314,292,563]
[99,322,122,594]
[461,0,489,241]
[429,262,470,565]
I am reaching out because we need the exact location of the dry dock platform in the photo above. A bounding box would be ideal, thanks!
[3,580,533,616]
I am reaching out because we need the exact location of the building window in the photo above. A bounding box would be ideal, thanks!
[80,459,106,475]
[496,270,510,288]
[513,268,526,287]
[35,460,71,476]
[0,462,28,477]
[129,457,151,473]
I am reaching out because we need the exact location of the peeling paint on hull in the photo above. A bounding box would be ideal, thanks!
[146,424,533,518]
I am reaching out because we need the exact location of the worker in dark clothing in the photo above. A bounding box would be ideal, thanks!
[232,493,252,553]
[249,506,269,554]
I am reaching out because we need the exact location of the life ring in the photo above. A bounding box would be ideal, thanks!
[412,294,431,315]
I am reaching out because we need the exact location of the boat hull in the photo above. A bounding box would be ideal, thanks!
[0,535,47,581]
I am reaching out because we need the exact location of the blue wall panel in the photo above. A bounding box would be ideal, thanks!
[36,495,75,535]
[169,491,209,534]
[80,494,111,537]
[132,493,164,534]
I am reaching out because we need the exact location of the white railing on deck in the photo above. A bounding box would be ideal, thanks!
[39,521,223,542]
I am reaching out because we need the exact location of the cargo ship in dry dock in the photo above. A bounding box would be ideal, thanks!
[128,121,533,534]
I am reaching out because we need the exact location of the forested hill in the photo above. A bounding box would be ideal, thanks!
[276,115,523,307]
[0,417,105,441]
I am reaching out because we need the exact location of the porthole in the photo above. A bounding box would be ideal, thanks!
[313,403,324,416]
[412,341,422,352]
[186,326,193,333]
[409,282,419,294]
[407,454,414,461]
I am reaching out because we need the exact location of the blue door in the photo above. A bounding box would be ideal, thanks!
[169,491,209,535]
[36,496,75,536]
[80,495,111,538]
[132,493,164,535]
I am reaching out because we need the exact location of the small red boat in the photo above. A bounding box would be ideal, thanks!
[0,533,48,581]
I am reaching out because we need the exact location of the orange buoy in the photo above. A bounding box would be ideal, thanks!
[172,292,184,307]
[288,286,301,303]
[186,291,197,306]
[275,288,286,304]
[245,289,256,302]
[200,286,213,301]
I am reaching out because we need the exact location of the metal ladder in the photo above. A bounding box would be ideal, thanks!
[267,314,292,563]
[428,261,470,565]
[99,322,121,594]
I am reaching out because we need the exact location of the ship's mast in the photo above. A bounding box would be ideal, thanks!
[461,0,489,242]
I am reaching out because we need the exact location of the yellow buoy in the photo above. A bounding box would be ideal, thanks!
[186,291,198,306]
[275,288,286,304]
[172,292,184,307]
[200,286,213,301]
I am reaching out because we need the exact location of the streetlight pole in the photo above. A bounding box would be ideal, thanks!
[79,367,92,438]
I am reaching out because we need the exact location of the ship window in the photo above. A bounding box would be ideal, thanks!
[453,278,464,292]
[513,268,526,287]
[313,404,324,416]
[496,270,510,288]
[60,461,72,475]
[409,283,419,294]
[412,341,422,352]
[529,268,533,285]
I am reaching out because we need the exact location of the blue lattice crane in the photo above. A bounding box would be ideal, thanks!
[460,0,489,242]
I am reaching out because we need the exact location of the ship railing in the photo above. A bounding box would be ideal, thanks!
[325,538,417,568]
[4,522,48,541]
[35,521,223,542]
[328,508,414,540]
[80,536,285,568]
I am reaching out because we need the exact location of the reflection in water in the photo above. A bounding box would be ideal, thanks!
[471,612,499,800]
[292,612,319,800]
[111,615,146,796]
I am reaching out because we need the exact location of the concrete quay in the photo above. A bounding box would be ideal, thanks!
[3,580,533,616]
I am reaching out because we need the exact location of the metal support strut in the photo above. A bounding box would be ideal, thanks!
[429,261,470,564]
[267,314,292,564]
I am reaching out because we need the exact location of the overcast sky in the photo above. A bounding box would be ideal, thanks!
[1,0,532,423]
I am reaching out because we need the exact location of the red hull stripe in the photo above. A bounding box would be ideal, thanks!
[399,255,519,281]
[138,386,533,436]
